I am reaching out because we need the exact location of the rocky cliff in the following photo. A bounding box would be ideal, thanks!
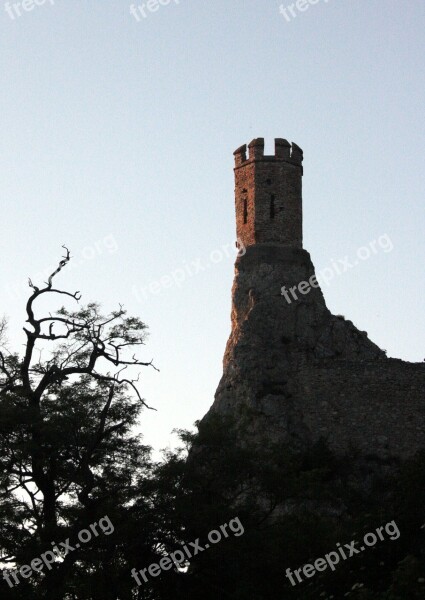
[204,243,425,460]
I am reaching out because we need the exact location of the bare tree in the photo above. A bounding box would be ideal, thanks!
[2,246,157,402]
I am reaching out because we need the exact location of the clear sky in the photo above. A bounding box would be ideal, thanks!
[1,0,424,453]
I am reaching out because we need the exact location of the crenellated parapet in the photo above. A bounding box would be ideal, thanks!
[234,138,303,170]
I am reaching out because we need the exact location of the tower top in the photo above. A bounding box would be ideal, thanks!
[234,138,303,171]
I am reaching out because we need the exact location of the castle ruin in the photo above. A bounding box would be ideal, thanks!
[203,138,425,460]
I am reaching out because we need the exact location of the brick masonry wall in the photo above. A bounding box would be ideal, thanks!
[235,161,256,248]
[254,161,302,247]
[234,139,303,249]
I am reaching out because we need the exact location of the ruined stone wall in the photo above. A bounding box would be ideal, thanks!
[297,359,425,459]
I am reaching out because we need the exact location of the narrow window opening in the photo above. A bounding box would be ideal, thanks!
[270,195,275,219]
[243,198,248,224]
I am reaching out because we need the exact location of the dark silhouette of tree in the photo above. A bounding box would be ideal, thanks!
[0,247,161,599]
[146,417,425,600]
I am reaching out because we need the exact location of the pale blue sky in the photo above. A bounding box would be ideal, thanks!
[1,0,424,451]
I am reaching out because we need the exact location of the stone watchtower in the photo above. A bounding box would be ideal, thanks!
[233,138,304,250]
[202,137,425,461]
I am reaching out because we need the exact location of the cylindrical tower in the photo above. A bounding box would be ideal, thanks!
[233,137,303,250]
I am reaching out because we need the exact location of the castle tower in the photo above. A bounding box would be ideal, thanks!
[233,138,304,249]
[201,137,425,461]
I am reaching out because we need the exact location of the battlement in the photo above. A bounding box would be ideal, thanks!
[233,138,303,168]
